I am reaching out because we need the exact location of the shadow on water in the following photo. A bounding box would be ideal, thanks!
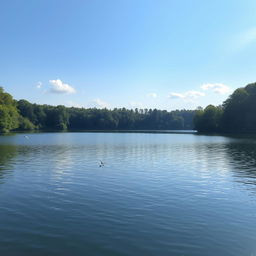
[225,139,256,185]
[188,133,256,195]
[0,144,17,182]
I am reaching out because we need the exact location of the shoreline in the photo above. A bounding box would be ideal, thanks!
[0,129,198,135]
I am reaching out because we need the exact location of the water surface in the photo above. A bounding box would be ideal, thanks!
[0,132,256,256]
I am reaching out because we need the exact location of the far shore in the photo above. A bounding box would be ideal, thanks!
[0,129,198,135]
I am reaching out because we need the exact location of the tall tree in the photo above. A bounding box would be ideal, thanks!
[0,87,19,132]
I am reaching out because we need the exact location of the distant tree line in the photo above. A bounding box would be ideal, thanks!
[0,87,20,133]
[0,87,195,133]
[194,82,256,133]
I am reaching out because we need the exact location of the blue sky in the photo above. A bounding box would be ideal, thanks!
[1,0,256,110]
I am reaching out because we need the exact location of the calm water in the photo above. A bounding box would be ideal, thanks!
[0,132,256,256]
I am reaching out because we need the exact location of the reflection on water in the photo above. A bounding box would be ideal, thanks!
[0,133,256,256]
[0,144,17,182]
[225,140,256,188]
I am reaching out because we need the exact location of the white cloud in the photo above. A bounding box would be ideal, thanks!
[201,83,232,94]
[168,92,186,99]
[186,91,205,98]
[88,98,110,109]
[147,92,157,98]
[235,27,256,50]
[36,81,42,89]
[129,101,144,109]
[168,90,205,100]
[49,79,76,94]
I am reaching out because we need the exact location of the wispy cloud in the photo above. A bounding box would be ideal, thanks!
[233,27,256,50]
[49,79,76,94]
[146,92,157,98]
[201,83,232,94]
[36,81,42,89]
[168,90,205,100]
[168,92,186,99]
[88,98,110,109]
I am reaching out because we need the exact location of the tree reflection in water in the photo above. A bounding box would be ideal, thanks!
[225,139,256,188]
[0,144,17,182]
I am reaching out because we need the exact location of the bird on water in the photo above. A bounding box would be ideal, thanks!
[99,160,105,167]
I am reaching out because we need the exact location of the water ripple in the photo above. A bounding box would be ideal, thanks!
[0,133,256,255]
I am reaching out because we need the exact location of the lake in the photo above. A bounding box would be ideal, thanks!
[0,132,256,256]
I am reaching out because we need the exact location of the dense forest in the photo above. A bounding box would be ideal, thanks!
[194,82,256,133]
[0,87,195,133]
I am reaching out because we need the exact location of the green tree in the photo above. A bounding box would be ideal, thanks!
[18,116,35,131]
[222,88,249,132]
[0,87,197,132]
[194,105,223,132]
[0,88,19,132]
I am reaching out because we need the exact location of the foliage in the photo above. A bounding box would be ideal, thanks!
[194,82,256,133]
[17,116,35,131]
[194,105,223,132]
[4,81,256,134]
[0,88,19,132]
[0,88,196,132]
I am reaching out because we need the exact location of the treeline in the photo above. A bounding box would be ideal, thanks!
[194,82,256,133]
[0,87,195,132]
[0,87,20,133]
